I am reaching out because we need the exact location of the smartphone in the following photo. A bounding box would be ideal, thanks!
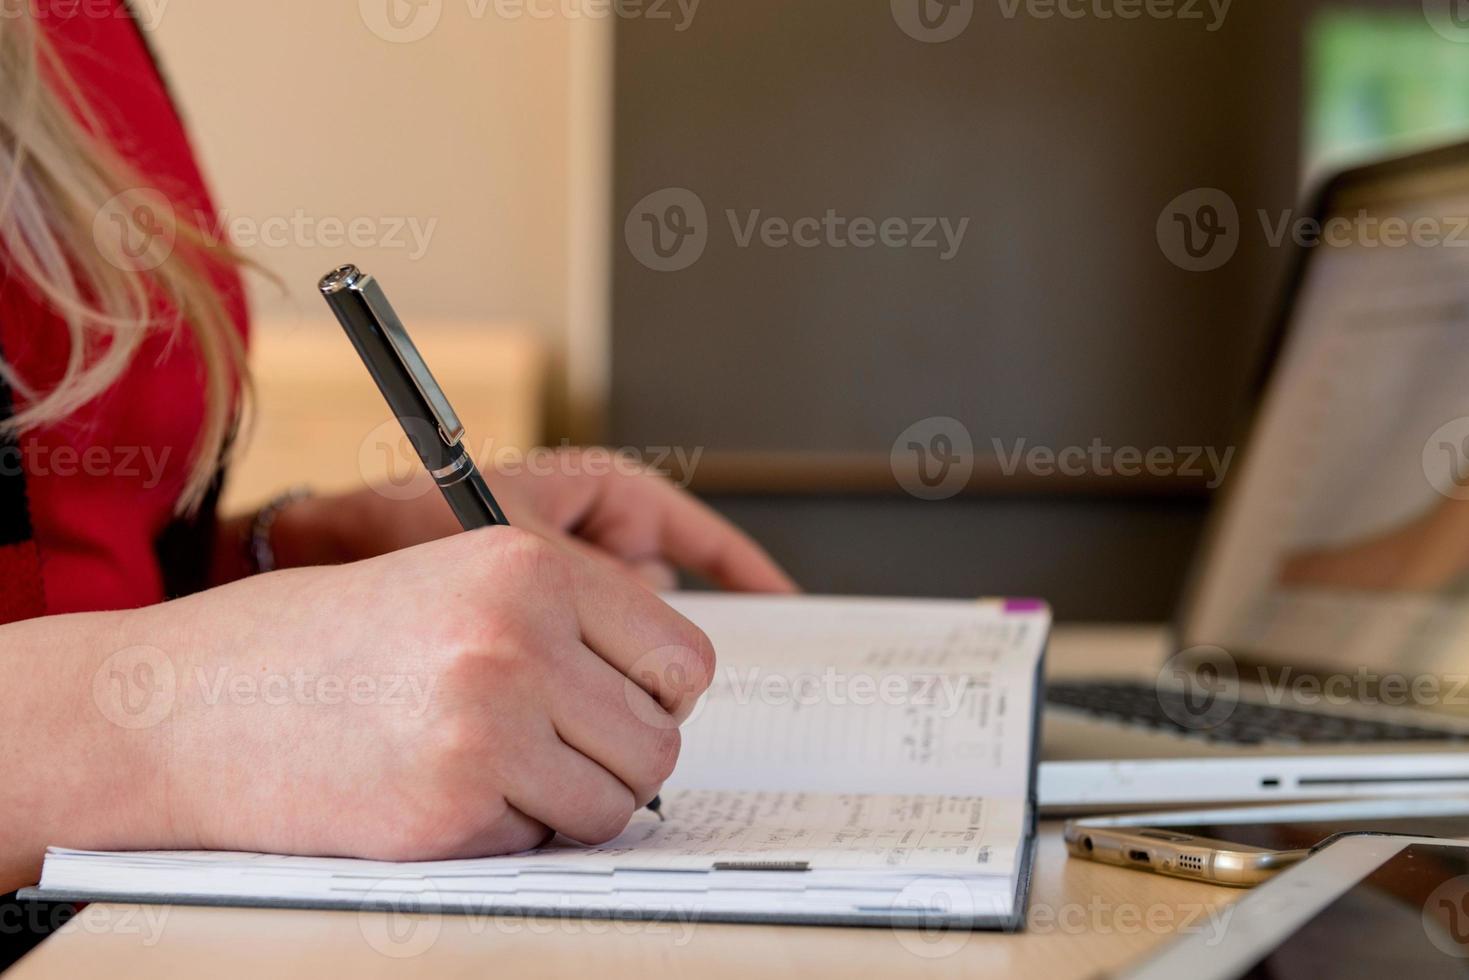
[1064,822,1310,886]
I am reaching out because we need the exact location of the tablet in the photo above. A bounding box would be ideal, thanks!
[1122,834,1469,979]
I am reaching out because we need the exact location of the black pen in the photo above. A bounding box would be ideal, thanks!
[318,264,666,822]
[319,264,508,528]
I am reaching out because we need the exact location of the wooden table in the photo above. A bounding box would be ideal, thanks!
[8,626,1244,978]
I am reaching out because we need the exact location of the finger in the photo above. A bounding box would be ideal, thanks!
[521,509,678,593]
[504,726,639,845]
[550,643,682,806]
[647,480,799,593]
[630,558,679,592]
[527,511,630,576]
[523,517,680,594]
[567,551,715,722]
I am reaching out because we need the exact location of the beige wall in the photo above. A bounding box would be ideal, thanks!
[148,2,611,438]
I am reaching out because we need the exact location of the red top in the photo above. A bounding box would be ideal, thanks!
[0,5,247,616]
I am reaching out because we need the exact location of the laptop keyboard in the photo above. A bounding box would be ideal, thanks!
[1047,680,1469,745]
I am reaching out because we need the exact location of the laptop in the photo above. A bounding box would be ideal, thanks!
[1040,140,1469,810]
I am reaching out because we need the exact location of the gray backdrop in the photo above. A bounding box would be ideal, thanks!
[610,0,1386,619]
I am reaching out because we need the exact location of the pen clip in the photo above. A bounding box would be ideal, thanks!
[320,265,465,447]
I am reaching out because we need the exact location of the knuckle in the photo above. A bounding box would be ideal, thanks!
[641,624,715,722]
[577,790,637,845]
[431,708,492,765]
[430,581,544,665]
[489,816,553,855]
[422,715,508,805]
[677,625,717,694]
[644,728,682,787]
[442,632,533,699]
[470,528,567,590]
[488,527,568,586]
[492,524,543,554]
[482,636,536,686]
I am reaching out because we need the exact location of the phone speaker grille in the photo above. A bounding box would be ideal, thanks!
[1177,853,1205,873]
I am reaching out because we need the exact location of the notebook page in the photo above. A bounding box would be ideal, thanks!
[41,790,1025,892]
[515,789,1026,875]
[663,595,1046,799]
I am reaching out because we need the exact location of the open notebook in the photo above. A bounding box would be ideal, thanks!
[25,594,1050,930]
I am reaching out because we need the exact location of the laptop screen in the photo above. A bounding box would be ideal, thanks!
[1183,147,1469,678]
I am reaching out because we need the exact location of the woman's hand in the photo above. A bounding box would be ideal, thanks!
[268,448,798,593]
[135,527,711,862]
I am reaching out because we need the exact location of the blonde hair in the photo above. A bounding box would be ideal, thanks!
[0,10,246,512]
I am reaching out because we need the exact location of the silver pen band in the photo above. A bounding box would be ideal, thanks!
[431,452,473,486]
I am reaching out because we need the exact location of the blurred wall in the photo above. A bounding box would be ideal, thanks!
[611,0,1313,619]
[148,2,612,433]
